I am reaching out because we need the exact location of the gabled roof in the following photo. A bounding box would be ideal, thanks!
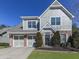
[40,0,74,18]
[0,28,11,35]
[0,24,37,35]
[0,24,22,35]
[52,0,60,5]
[41,22,55,32]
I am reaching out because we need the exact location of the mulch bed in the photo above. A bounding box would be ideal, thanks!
[36,47,79,52]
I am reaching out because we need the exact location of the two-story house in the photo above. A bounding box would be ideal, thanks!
[0,0,74,47]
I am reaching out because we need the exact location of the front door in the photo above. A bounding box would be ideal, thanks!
[13,35,24,47]
[45,32,50,46]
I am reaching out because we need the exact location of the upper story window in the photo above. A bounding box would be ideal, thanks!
[28,21,37,28]
[51,17,60,25]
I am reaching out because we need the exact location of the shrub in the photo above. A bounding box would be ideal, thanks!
[73,31,79,49]
[51,31,60,46]
[0,43,9,47]
[35,32,43,48]
[72,24,79,48]
[67,36,74,48]
[67,31,79,49]
[73,37,79,49]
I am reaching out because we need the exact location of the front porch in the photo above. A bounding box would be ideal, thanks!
[42,30,72,47]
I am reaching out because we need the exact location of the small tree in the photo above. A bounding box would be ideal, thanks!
[73,31,79,49]
[72,24,78,33]
[73,37,79,49]
[67,36,74,48]
[51,31,60,46]
[35,32,43,48]
[67,31,79,49]
[71,23,79,48]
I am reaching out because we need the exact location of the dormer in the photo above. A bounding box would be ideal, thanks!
[21,16,40,31]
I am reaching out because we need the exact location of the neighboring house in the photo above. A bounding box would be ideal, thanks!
[0,0,74,47]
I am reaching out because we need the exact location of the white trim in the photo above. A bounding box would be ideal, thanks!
[40,22,52,31]
[20,16,39,20]
[39,1,53,18]
[51,17,61,25]
[55,0,57,1]
[57,1,74,18]
[28,20,37,29]
[13,35,25,47]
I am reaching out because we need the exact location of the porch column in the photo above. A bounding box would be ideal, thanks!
[24,34,28,47]
[9,34,13,47]
[66,31,72,42]
[42,34,45,47]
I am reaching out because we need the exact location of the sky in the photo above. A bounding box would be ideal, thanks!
[0,0,79,27]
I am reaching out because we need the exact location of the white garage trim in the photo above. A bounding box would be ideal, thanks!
[13,35,25,47]
[27,34,36,47]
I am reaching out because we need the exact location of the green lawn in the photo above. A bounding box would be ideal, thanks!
[0,46,5,49]
[28,50,79,59]
[0,46,8,49]
[0,43,9,49]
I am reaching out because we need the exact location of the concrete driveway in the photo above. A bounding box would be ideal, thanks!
[0,47,34,59]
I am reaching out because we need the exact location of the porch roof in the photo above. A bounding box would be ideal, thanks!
[8,29,38,34]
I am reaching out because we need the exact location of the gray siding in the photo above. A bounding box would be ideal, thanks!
[0,33,9,43]
[40,9,72,31]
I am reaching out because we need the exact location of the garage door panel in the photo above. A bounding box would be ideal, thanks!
[28,40,35,47]
[13,40,24,47]
[13,40,18,47]
[13,35,25,47]
[28,34,36,47]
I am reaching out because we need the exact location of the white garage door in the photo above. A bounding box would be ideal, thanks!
[28,35,36,47]
[13,35,24,47]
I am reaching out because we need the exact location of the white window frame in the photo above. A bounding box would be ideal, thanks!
[28,35,36,40]
[28,20,37,28]
[13,35,24,40]
[51,17,61,25]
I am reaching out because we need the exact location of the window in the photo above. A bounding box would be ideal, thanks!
[14,36,18,40]
[28,21,31,28]
[32,21,36,28]
[28,35,36,39]
[51,18,55,25]
[19,36,24,40]
[28,35,33,39]
[33,36,36,39]
[56,17,60,25]
[51,17,60,25]
[14,35,24,40]
[28,21,37,28]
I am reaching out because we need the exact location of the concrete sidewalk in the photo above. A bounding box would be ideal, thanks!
[0,48,34,59]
